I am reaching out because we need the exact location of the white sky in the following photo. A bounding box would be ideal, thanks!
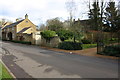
[0,0,119,25]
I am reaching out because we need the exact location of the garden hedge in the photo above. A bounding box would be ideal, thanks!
[58,41,82,50]
[102,45,120,57]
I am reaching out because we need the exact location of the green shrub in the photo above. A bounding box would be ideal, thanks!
[109,38,118,41]
[56,29,73,41]
[41,30,56,42]
[102,45,120,57]
[58,41,82,50]
[81,39,92,44]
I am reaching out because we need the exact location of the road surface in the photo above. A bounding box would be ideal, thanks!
[0,41,119,78]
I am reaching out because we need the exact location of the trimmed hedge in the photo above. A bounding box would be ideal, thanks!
[11,40,31,45]
[2,39,31,44]
[2,39,8,41]
[102,45,120,57]
[58,41,82,50]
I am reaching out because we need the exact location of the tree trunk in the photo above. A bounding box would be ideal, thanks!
[73,36,76,43]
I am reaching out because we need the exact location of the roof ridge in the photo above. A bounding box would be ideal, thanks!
[2,19,24,29]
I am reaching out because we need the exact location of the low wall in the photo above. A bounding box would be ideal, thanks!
[40,36,61,47]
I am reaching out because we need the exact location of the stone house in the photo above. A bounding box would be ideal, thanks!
[2,14,37,44]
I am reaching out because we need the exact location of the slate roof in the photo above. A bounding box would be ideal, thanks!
[17,27,30,33]
[2,19,24,29]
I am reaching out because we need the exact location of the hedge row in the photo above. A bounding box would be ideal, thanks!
[100,45,120,57]
[11,40,31,45]
[58,41,82,50]
[81,39,92,44]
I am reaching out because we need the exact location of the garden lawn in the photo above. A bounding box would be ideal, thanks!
[82,44,97,49]
[0,62,13,79]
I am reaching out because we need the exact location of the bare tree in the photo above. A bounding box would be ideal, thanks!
[46,17,63,31]
[39,24,46,31]
[65,0,77,24]
[65,0,85,43]
[117,1,120,15]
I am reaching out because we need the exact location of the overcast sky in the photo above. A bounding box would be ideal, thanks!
[0,0,119,25]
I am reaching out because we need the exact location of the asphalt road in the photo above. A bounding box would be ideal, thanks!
[1,41,119,78]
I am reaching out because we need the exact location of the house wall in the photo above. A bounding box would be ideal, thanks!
[2,16,37,44]
[16,19,36,44]
[2,26,16,40]
[16,19,36,33]
[2,31,5,40]
[35,31,41,45]
[23,34,32,42]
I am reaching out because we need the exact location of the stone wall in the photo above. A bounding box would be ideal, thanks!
[40,36,61,48]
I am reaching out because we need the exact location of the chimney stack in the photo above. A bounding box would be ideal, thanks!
[16,19,19,21]
[25,14,28,19]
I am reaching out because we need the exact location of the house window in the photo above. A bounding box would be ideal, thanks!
[12,27,14,31]
[26,21,28,23]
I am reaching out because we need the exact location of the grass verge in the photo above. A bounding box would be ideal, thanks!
[0,62,13,79]
[82,44,97,49]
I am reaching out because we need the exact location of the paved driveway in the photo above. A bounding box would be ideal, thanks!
[1,41,119,78]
